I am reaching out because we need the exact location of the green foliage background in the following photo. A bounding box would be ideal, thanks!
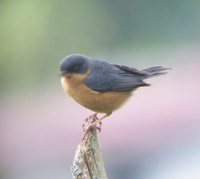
[1,0,200,93]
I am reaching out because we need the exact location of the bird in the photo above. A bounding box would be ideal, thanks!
[59,54,169,132]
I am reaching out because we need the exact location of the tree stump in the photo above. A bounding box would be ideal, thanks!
[71,115,108,179]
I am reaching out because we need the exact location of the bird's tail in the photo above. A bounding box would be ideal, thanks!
[142,66,170,78]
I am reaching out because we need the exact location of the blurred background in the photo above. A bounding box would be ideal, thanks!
[0,0,200,178]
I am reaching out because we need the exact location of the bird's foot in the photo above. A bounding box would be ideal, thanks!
[82,113,99,131]
[82,123,101,140]
[82,113,103,140]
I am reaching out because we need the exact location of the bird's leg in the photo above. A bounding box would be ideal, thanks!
[90,112,111,128]
[83,112,112,137]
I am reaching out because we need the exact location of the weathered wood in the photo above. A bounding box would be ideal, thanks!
[71,116,108,179]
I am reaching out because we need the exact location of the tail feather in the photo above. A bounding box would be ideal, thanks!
[142,66,170,78]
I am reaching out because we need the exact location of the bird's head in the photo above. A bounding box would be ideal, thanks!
[59,54,89,76]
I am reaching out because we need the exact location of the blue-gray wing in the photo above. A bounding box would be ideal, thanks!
[84,60,149,92]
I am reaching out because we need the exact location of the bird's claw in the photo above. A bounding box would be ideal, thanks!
[82,113,98,132]
[82,123,101,140]
[82,113,103,140]
[85,123,101,133]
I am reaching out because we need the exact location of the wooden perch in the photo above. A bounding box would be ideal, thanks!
[71,115,108,179]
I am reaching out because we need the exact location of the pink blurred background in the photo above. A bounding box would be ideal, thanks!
[1,47,200,179]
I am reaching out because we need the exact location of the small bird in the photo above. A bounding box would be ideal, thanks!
[59,54,169,131]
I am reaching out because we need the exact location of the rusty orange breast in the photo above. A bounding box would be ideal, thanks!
[61,73,133,113]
